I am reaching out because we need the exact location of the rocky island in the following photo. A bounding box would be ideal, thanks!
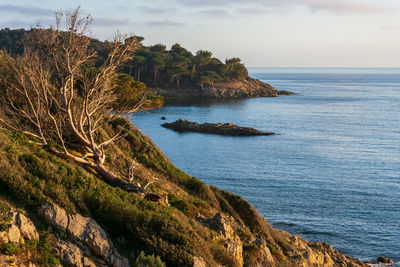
[162,119,276,136]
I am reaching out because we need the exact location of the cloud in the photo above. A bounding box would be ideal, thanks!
[93,17,131,27]
[137,6,167,14]
[380,25,400,30]
[296,0,392,14]
[145,20,186,26]
[0,4,54,16]
[174,0,393,14]
[0,20,30,29]
[0,19,54,29]
[195,9,232,17]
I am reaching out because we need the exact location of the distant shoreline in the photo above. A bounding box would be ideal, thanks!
[150,76,293,105]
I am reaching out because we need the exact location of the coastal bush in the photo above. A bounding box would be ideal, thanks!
[135,251,166,267]
[1,242,18,255]
[187,177,219,208]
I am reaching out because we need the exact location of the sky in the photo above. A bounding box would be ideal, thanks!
[1,0,400,67]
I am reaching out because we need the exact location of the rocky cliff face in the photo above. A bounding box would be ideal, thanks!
[1,201,368,267]
[150,77,293,104]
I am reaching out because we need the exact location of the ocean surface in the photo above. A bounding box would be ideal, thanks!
[131,68,400,263]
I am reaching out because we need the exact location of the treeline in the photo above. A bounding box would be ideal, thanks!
[0,28,248,89]
[124,43,248,88]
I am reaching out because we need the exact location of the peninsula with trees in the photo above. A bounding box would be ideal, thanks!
[0,27,292,105]
[0,9,369,267]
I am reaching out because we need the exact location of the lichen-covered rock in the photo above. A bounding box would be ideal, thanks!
[67,213,111,260]
[193,256,207,267]
[57,241,86,267]
[13,212,39,241]
[39,203,69,232]
[198,213,243,266]
[7,223,21,243]
[0,230,8,243]
[39,203,129,267]
[1,211,39,244]
[281,234,367,267]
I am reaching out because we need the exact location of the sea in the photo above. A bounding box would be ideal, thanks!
[131,68,400,263]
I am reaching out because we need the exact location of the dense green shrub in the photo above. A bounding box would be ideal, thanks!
[135,251,166,267]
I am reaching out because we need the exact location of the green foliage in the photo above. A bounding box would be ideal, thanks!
[266,242,276,253]
[225,57,248,80]
[135,251,166,267]
[1,243,18,255]
[37,233,62,265]
[0,28,30,55]
[215,187,270,236]
[114,73,147,110]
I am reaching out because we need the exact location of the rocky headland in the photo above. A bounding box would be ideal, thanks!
[0,122,373,267]
[162,119,275,136]
[150,76,293,104]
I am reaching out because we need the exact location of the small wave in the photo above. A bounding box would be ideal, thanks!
[272,221,296,227]
[300,230,339,237]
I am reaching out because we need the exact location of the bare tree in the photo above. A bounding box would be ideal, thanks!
[0,9,154,194]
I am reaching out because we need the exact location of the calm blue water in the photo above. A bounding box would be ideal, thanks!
[131,68,400,263]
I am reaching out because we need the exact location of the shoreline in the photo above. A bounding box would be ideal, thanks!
[149,76,293,105]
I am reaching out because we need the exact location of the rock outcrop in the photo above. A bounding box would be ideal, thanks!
[150,76,293,104]
[162,119,275,136]
[39,203,129,267]
[197,213,244,266]
[0,210,39,244]
[377,256,395,264]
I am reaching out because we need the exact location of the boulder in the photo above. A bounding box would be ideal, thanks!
[39,203,129,267]
[7,224,21,243]
[57,241,86,267]
[0,210,39,244]
[67,214,111,260]
[39,203,69,232]
[198,213,243,266]
[14,212,39,241]
[377,256,394,264]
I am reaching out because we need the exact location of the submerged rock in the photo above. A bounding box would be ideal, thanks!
[161,119,275,136]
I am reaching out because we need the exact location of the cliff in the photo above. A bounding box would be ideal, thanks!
[150,77,293,105]
[0,121,367,267]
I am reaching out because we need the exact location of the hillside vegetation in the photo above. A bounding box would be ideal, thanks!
[0,10,364,267]
[0,122,367,267]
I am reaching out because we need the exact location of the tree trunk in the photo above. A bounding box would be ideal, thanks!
[92,162,145,193]
[154,70,157,84]
[49,147,160,198]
